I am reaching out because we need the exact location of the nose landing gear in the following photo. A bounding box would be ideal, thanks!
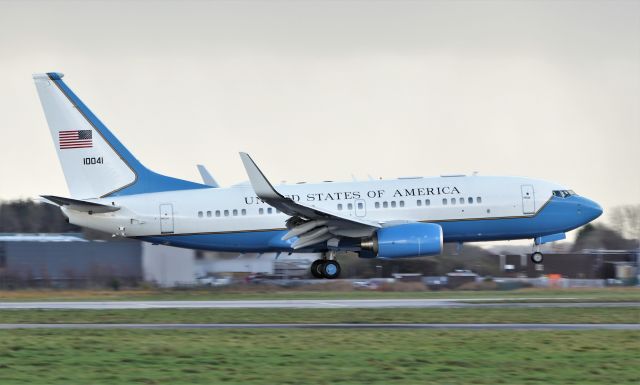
[530,252,544,264]
[309,258,341,279]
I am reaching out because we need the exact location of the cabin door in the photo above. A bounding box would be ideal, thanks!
[521,185,536,214]
[159,203,175,234]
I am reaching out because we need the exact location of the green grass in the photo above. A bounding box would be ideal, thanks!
[1,307,638,324]
[0,287,638,302]
[0,329,638,384]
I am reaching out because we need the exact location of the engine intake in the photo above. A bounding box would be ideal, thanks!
[360,222,443,259]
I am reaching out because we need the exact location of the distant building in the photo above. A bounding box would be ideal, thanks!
[446,270,478,288]
[194,251,317,278]
[0,233,316,288]
[141,243,197,287]
[0,233,142,288]
[496,250,638,279]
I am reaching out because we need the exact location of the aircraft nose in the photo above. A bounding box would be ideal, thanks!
[578,197,603,222]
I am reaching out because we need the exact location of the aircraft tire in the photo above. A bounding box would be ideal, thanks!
[310,260,325,279]
[530,252,544,264]
[321,260,341,279]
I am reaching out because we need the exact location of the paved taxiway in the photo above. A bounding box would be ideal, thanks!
[0,323,637,330]
[0,299,638,310]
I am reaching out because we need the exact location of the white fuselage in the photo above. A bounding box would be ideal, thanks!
[64,175,562,238]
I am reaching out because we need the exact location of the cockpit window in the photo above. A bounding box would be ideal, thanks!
[552,190,576,198]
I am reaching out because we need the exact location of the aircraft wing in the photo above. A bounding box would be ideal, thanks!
[239,152,380,249]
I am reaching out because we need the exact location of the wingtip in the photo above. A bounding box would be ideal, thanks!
[32,72,64,80]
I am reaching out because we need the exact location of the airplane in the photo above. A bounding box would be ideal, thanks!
[33,72,603,279]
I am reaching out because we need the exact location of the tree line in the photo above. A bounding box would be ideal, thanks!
[0,200,80,233]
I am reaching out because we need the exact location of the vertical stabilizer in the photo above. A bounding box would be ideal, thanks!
[33,72,208,198]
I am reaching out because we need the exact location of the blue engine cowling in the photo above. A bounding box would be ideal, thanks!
[360,223,443,259]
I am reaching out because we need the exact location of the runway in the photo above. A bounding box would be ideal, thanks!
[0,299,638,310]
[0,323,637,330]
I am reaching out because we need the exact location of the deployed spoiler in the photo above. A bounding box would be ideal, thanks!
[40,195,120,213]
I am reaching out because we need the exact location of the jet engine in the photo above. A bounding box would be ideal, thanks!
[360,222,443,259]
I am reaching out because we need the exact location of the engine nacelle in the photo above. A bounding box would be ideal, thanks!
[360,223,443,259]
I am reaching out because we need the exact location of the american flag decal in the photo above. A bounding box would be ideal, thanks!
[59,130,93,149]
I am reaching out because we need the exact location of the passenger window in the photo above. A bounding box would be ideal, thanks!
[383,202,388,208]
[391,201,397,208]
[358,202,364,209]
[468,197,473,204]
[375,202,380,209]
[451,198,456,205]
[224,210,229,217]
[338,204,343,210]
[426,199,430,206]
[232,209,238,216]
[477,197,482,204]
[216,210,221,217]
[347,203,353,210]
[442,198,448,205]
[206,211,212,217]
[259,208,264,215]
[198,211,203,218]
[267,208,273,214]
[417,200,422,207]
[458,198,463,205]
[399,201,405,208]
[241,209,246,215]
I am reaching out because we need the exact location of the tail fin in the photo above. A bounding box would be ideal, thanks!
[33,72,208,198]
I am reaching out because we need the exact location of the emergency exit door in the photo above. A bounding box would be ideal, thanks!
[159,204,174,234]
[521,185,535,214]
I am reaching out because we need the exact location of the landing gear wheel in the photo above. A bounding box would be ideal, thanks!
[530,252,544,264]
[310,260,324,279]
[321,260,341,279]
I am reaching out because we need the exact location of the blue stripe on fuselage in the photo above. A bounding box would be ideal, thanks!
[141,230,291,253]
[438,195,593,242]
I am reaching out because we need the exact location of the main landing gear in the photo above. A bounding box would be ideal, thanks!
[310,259,341,279]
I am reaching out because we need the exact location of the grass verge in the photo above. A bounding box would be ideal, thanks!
[0,329,638,384]
[0,287,638,302]
[0,307,638,324]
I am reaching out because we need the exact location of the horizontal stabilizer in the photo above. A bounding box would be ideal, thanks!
[40,195,120,213]
[196,165,219,187]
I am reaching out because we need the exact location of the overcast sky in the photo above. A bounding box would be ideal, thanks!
[0,0,638,223]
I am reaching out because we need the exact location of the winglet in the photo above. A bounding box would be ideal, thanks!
[239,152,282,199]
